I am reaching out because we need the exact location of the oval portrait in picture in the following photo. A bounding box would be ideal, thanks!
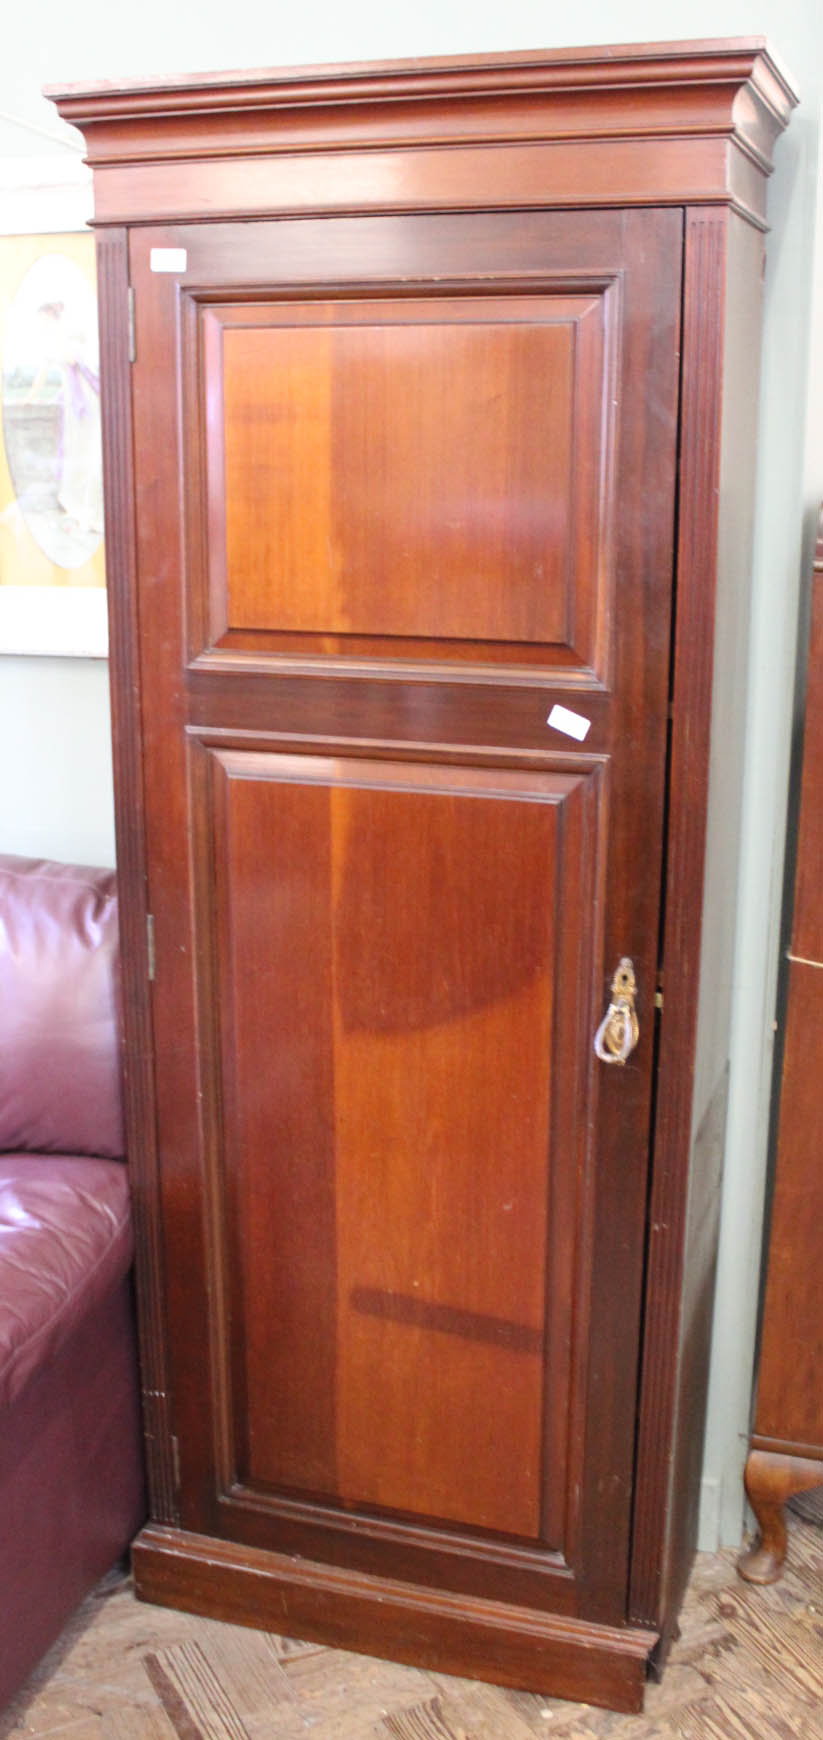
[1,252,103,570]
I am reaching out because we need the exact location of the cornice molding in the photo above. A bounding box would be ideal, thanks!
[45,41,798,231]
[47,39,796,149]
[45,39,795,113]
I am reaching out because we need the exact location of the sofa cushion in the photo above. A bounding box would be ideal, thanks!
[0,856,124,1159]
[0,1155,134,1410]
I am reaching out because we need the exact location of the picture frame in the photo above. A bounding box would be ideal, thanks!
[0,224,107,656]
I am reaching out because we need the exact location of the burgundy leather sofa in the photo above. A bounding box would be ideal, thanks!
[0,855,145,1710]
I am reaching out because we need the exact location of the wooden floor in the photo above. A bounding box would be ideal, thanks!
[3,1520,822,1739]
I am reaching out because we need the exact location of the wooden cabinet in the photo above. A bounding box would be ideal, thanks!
[50,40,795,1714]
[739,516,823,1585]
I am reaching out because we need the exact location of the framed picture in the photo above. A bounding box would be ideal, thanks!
[0,230,107,655]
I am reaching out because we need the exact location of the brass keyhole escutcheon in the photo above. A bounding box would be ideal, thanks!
[593,957,640,1065]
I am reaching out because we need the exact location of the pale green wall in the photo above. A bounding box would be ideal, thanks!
[0,655,115,863]
[1,0,821,1552]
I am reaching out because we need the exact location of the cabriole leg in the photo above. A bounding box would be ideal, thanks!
[738,1449,823,1584]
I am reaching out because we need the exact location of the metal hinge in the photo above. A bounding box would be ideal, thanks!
[654,988,664,1011]
[146,913,156,981]
[128,285,136,363]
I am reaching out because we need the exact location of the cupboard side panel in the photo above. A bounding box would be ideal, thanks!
[632,209,766,1637]
[576,204,681,1622]
[129,245,221,1534]
[96,226,175,1523]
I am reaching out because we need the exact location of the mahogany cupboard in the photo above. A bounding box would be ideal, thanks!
[738,515,823,1585]
[50,40,795,1713]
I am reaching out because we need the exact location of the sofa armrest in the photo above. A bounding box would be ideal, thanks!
[0,856,124,1159]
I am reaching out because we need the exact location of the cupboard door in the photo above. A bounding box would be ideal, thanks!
[129,206,681,1621]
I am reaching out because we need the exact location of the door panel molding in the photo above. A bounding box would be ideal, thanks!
[184,277,620,675]
[185,743,607,1610]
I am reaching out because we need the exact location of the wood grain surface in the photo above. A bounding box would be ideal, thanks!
[743,515,823,1582]
[215,293,601,653]
[213,754,576,1540]
[754,961,823,1449]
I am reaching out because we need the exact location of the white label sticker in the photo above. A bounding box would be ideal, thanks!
[150,248,188,273]
[547,703,592,742]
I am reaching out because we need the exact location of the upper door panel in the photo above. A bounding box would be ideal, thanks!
[196,285,614,670]
[123,207,671,696]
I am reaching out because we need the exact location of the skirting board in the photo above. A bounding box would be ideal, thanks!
[132,1524,657,1714]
